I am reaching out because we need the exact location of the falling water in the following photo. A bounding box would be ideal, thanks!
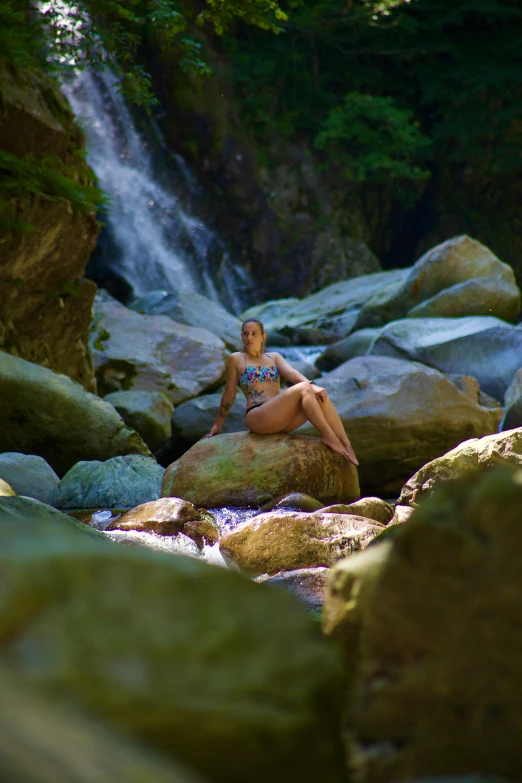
[61,67,251,314]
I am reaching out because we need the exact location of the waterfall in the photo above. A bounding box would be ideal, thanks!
[61,67,251,314]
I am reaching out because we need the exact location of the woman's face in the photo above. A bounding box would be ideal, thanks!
[241,322,264,354]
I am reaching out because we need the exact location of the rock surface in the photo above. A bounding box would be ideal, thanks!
[368,316,522,401]
[320,497,394,525]
[0,61,99,390]
[52,455,164,509]
[357,235,520,328]
[171,392,246,443]
[255,567,329,613]
[0,351,150,476]
[0,504,345,782]
[220,511,383,575]
[297,356,502,496]
[316,328,380,372]
[501,368,522,431]
[130,290,243,351]
[0,452,60,504]
[397,428,522,507]
[0,479,15,497]
[0,495,108,543]
[260,492,324,513]
[90,292,227,405]
[162,432,360,508]
[106,498,216,543]
[104,390,174,452]
[323,468,522,782]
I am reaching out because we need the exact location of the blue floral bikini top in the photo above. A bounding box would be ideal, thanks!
[238,357,279,391]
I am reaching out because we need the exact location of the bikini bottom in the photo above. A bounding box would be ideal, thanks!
[245,402,265,419]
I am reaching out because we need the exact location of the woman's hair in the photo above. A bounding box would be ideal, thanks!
[241,318,267,352]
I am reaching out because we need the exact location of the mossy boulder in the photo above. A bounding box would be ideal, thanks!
[0,452,59,503]
[323,468,522,782]
[52,455,164,510]
[106,497,216,540]
[162,432,360,508]
[0,351,150,476]
[104,390,174,452]
[220,510,383,576]
[0,506,345,782]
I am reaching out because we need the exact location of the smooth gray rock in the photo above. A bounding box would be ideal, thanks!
[90,292,228,405]
[130,290,243,351]
[172,393,246,443]
[52,455,165,510]
[0,453,59,504]
[357,235,520,327]
[316,328,380,371]
[0,350,150,476]
[240,298,300,331]
[104,391,173,452]
[500,367,522,431]
[368,316,522,400]
[297,356,503,496]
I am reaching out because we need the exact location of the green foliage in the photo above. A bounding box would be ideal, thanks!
[314,91,430,181]
[0,0,288,109]
[0,149,109,232]
[227,0,522,180]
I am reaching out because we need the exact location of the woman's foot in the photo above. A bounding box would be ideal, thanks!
[342,440,359,466]
[321,434,354,463]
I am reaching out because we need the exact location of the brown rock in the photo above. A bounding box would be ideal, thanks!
[320,497,393,525]
[389,505,416,526]
[255,567,329,613]
[182,519,219,548]
[220,511,383,576]
[323,467,522,782]
[0,479,15,497]
[260,492,324,513]
[162,432,360,508]
[107,498,204,535]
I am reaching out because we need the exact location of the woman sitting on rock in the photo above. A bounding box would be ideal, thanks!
[203,319,359,465]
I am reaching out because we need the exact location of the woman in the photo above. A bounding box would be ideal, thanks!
[203,319,359,465]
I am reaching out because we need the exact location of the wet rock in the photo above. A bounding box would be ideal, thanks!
[162,432,360,508]
[182,518,219,548]
[90,292,227,405]
[0,453,59,504]
[368,315,522,400]
[501,367,522,431]
[130,290,243,351]
[316,329,380,372]
[106,498,215,541]
[323,468,522,782]
[52,455,164,510]
[398,428,522,507]
[297,356,502,496]
[320,497,393,525]
[220,510,383,575]
[0,351,150,476]
[256,567,329,613]
[260,492,324,513]
[357,235,520,328]
[0,505,345,783]
[104,391,174,452]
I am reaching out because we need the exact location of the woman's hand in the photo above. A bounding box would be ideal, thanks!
[311,384,328,403]
[202,424,221,439]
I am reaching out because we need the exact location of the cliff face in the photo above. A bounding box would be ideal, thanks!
[0,60,99,391]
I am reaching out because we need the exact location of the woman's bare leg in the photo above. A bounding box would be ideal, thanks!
[245,382,351,460]
[320,398,359,465]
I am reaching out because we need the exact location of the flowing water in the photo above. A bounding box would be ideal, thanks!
[61,67,251,314]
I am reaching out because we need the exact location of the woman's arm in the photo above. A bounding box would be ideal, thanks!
[202,355,238,438]
[273,352,312,385]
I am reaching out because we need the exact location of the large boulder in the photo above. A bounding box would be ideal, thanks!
[297,356,502,496]
[90,292,227,405]
[0,61,99,391]
[501,368,522,431]
[0,495,108,543]
[356,235,521,328]
[106,498,218,548]
[255,568,329,614]
[367,316,522,400]
[0,503,345,783]
[397,428,522,508]
[162,432,360,508]
[130,290,243,351]
[104,390,173,452]
[316,328,380,372]
[323,468,522,782]
[0,453,59,504]
[220,510,383,575]
[0,351,150,476]
[267,269,409,338]
[51,455,164,510]
[171,392,246,443]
